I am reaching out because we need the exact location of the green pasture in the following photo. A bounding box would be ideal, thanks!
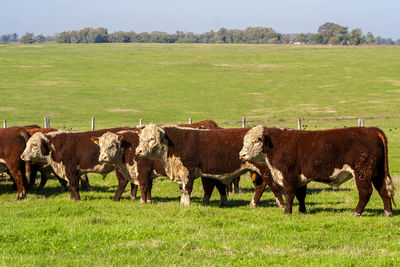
[1,43,400,266]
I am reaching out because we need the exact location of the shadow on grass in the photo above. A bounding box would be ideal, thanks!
[237,186,351,195]
[307,206,400,216]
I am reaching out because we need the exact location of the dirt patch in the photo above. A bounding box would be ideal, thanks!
[386,79,400,86]
[318,84,336,88]
[0,107,14,111]
[214,63,279,69]
[107,108,139,113]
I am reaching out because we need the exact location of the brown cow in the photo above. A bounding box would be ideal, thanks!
[0,127,31,199]
[239,126,395,216]
[20,128,135,200]
[135,124,284,207]
[92,120,234,205]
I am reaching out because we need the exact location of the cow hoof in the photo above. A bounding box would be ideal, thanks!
[146,200,152,204]
[249,202,256,208]
[383,211,392,217]
[139,199,146,205]
[201,196,210,206]
[353,212,362,217]
[130,197,136,201]
[17,192,26,200]
[277,203,284,209]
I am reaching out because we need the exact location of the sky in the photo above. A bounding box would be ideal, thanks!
[1,0,399,39]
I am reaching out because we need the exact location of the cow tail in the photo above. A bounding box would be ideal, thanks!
[19,129,32,185]
[378,131,396,207]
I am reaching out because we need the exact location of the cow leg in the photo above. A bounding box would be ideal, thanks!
[114,170,129,201]
[283,178,297,214]
[201,177,214,206]
[215,180,228,207]
[8,167,26,200]
[372,173,393,217]
[56,176,68,192]
[29,164,40,189]
[180,176,194,206]
[137,170,152,204]
[38,170,49,190]
[130,183,138,201]
[80,174,92,191]
[66,170,80,200]
[353,176,373,216]
[295,185,307,214]
[250,173,267,208]
[233,177,240,194]
[266,174,284,208]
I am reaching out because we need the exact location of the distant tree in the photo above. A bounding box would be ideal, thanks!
[137,32,151,43]
[296,33,309,44]
[109,31,131,42]
[317,22,349,45]
[55,31,72,43]
[35,34,46,43]
[2,33,19,43]
[364,32,375,44]
[396,39,400,46]
[349,28,363,45]
[215,27,232,43]
[19,32,34,44]
[309,33,323,44]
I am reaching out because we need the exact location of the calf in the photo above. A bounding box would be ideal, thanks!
[20,128,134,200]
[135,124,284,207]
[239,126,395,216]
[92,120,233,205]
[0,127,31,199]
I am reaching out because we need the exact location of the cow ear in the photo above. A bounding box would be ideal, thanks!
[118,135,123,142]
[91,136,99,145]
[40,140,50,156]
[263,134,273,150]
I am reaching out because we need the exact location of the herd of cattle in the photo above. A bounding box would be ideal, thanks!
[0,120,395,216]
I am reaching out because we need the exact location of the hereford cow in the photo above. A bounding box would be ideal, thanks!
[135,124,284,207]
[20,128,135,200]
[239,126,395,216]
[0,127,31,199]
[92,120,234,205]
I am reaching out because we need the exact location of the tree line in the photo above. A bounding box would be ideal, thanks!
[1,22,399,45]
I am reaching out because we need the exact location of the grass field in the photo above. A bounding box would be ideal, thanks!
[1,43,400,266]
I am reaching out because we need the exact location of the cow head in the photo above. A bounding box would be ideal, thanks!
[21,132,50,163]
[135,124,168,159]
[239,125,270,163]
[91,132,124,164]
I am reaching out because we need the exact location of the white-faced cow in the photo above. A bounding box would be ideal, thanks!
[239,126,395,216]
[92,120,239,205]
[20,128,135,200]
[135,124,284,207]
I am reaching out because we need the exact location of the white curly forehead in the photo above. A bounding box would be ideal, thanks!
[140,123,164,139]
[29,132,49,144]
[244,125,264,143]
[99,132,119,143]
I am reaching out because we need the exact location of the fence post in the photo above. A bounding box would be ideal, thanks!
[297,118,302,130]
[3,120,6,128]
[139,119,143,126]
[242,117,246,127]
[188,118,192,124]
[358,118,364,127]
[91,117,95,131]
[44,118,50,128]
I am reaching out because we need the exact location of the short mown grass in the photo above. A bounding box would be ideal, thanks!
[1,43,400,266]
